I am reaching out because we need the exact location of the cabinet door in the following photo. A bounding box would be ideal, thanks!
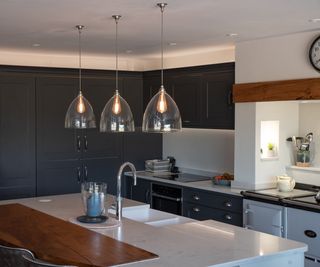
[287,207,320,259]
[0,75,36,200]
[170,74,202,127]
[82,157,121,196]
[81,77,122,160]
[37,160,81,196]
[202,69,235,129]
[126,177,151,204]
[243,199,285,237]
[37,76,79,161]
[36,76,81,196]
[122,75,143,127]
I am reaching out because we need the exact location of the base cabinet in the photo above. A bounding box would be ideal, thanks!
[183,188,243,226]
[183,202,242,226]
[125,177,151,204]
[126,178,243,227]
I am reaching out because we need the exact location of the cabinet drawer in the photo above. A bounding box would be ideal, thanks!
[183,188,242,213]
[183,202,242,226]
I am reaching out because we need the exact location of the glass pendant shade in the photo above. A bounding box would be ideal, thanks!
[142,3,182,133]
[100,90,135,132]
[99,15,135,133]
[65,25,96,129]
[65,91,96,129]
[142,85,181,132]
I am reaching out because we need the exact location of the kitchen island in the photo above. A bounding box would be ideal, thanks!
[0,194,306,267]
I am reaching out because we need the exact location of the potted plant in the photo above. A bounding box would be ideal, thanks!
[266,143,275,157]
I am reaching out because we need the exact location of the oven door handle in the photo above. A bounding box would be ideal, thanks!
[152,192,181,202]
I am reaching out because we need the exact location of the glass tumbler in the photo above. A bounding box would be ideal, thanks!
[81,182,107,217]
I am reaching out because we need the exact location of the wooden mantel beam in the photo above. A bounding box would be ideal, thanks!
[233,77,320,103]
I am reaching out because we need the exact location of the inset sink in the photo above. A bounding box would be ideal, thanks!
[146,216,193,227]
[108,205,194,227]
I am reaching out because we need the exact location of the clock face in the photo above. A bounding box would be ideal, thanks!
[309,36,320,71]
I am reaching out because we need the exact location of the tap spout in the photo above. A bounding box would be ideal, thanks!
[116,162,137,221]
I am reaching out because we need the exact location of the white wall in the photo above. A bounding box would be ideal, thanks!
[233,102,299,190]
[163,128,234,176]
[233,103,256,188]
[235,31,320,83]
[255,102,299,188]
[234,30,320,188]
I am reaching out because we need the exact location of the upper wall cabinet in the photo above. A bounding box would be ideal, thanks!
[169,74,202,127]
[122,74,143,127]
[0,74,36,200]
[202,65,234,129]
[143,63,235,129]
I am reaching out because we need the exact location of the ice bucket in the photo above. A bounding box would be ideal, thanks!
[81,182,107,217]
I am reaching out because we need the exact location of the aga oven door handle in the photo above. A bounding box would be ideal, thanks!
[152,193,181,202]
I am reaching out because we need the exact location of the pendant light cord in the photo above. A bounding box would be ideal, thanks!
[112,15,121,92]
[116,17,119,91]
[77,25,83,93]
[160,4,165,87]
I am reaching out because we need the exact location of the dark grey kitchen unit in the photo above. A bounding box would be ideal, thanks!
[143,62,235,129]
[125,177,151,205]
[0,62,235,200]
[0,66,162,200]
[36,75,123,196]
[125,175,243,227]
[0,74,36,200]
[183,187,243,226]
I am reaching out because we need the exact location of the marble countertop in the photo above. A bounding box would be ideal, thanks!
[0,194,306,267]
[126,171,242,196]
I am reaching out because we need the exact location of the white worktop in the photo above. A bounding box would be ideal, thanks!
[0,194,306,267]
[126,171,242,196]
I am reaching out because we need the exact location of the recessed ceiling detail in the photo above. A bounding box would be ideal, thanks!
[0,0,319,58]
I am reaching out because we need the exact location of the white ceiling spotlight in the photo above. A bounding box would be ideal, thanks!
[309,18,320,23]
[226,33,238,37]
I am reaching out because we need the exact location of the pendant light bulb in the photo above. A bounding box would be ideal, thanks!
[157,87,167,113]
[112,91,122,115]
[76,92,86,114]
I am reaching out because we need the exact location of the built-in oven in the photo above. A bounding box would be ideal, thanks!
[151,183,182,215]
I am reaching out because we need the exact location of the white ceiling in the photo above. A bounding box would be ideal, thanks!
[0,0,320,58]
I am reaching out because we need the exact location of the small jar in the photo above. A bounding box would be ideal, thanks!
[296,150,311,167]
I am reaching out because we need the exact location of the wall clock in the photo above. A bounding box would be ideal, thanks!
[309,35,320,71]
